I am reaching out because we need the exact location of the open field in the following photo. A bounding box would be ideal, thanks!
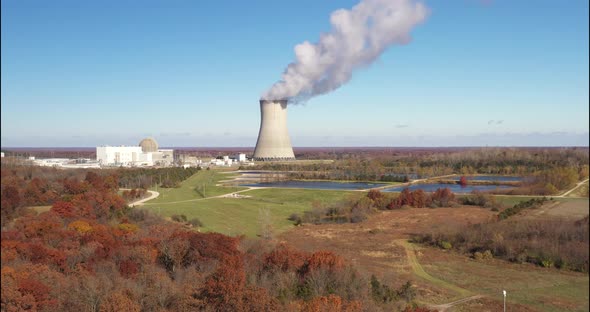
[491,195,541,207]
[520,198,589,220]
[142,172,362,236]
[419,247,589,312]
[278,207,590,311]
[146,169,244,202]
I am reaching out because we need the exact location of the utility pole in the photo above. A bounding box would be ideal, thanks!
[503,290,507,312]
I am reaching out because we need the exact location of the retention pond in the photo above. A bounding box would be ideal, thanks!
[240,180,389,190]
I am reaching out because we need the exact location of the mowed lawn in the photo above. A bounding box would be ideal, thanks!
[147,170,244,203]
[142,171,362,237]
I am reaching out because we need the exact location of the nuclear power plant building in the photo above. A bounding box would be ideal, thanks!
[253,100,295,161]
[96,137,173,167]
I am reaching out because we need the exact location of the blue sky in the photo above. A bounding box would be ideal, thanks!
[1,0,588,147]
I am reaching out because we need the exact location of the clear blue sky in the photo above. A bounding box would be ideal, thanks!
[1,0,588,147]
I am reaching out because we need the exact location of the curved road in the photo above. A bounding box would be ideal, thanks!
[125,190,160,207]
[139,187,262,205]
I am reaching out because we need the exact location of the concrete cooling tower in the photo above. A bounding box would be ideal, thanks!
[253,100,295,161]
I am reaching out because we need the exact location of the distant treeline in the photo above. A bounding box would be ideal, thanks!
[117,167,200,189]
[252,148,589,195]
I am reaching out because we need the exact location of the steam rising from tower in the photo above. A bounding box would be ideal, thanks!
[253,100,295,161]
[254,0,428,160]
[262,0,428,103]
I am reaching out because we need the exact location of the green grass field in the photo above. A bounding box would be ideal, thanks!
[492,195,545,207]
[147,170,244,203]
[142,171,362,237]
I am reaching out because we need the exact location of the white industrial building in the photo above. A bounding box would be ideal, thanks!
[96,137,174,167]
[31,158,101,168]
[96,146,143,166]
[234,153,246,162]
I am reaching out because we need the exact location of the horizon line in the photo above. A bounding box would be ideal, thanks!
[2,146,589,149]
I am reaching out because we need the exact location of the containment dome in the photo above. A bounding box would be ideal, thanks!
[139,137,159,153]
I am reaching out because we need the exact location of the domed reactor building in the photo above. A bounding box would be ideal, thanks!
[96,137,173,167]
[253,100,295,161]
[139,137,158,153]
[138,137,173,166]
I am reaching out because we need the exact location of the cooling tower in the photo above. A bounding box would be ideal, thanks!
[253,100,295,161]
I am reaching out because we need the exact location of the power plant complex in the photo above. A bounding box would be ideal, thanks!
[96,137,174,167]
[253,100,295,161]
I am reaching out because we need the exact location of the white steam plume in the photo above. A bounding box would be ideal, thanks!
[262,0,429,103]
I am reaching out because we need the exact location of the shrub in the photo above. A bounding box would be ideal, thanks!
[189,218,203,227]
[118,223,139,233]
[412,216,589,272]
[431,188,455,207]
[397,281,416,303]
[287,213,303,225]
[287,213,299,221]
[498,197,547,220]
[513,252,527,264]
[541,259,554,268]
[171,214,187,223]
[68,220,93,234]
[370,275,398,303]
[439,241,452,250]
[350,208,368,223]
[555,258,568,269]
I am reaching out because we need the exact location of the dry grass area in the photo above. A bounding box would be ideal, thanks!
[418,247,589,312]
[279,206,589,311]
[26,205,52,213]
[565,181,589,198]
[521,198,589,220]
[279,206,496,303]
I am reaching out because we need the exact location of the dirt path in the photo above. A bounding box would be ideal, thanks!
[126,190,160,207]
[395,239,472,297]
[141,187,260,205]
[558,178,589,197]
[370,174,457,191]
[394,239,482,311]
[429,295,485,311]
